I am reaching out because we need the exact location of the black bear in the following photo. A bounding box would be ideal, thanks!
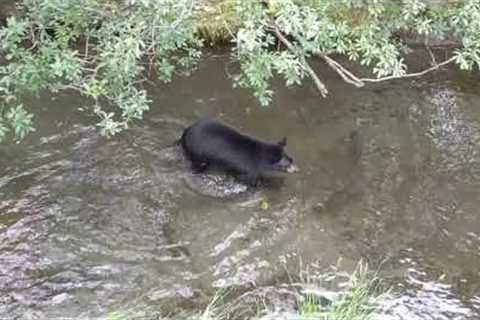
[181,119,298,186]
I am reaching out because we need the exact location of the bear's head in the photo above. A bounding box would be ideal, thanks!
[270,137,298,173]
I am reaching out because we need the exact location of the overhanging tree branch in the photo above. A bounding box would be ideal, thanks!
[322,53,456,86]
[358,56,457,82]
[268,22,328,98]
[269,21,457,95]
[322,54,456,84]
[321,54,364,88]
[321,54,456,88]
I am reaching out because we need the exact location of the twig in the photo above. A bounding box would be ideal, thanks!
[269,23,328,97]
[54,84,84,92]
[425,37,437,66]
[222,19,236,40]
[84,34,90,59]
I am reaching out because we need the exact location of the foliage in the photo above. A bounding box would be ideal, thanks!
[451,0,480,70]
[232,0,479,105]
[1,0,480,141]
[0,0,201,141]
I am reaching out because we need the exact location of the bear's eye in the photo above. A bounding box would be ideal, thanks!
[276,152,285,162]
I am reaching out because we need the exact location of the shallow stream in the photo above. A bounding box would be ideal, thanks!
[1,52,480,319]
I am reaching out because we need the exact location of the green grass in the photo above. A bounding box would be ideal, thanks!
[193,290,229,320]
[298,261,385,320]
[298,293,324,319]
[195,0,239,46]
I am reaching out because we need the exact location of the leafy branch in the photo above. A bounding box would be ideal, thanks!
[233,0,479,104]
[268,21,328,97]
[0,0,202,141]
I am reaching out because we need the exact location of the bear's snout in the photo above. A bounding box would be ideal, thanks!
[276,155,298,173]
[286,163,299,173]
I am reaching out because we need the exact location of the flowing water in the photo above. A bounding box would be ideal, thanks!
[1,52,480,319]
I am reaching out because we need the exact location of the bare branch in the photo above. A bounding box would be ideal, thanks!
[321,54,364,88]
[321,53,456,86]
[359,56,456,83]
[269,23,328,98]
[425,37,437,66]
[85,34,90,59]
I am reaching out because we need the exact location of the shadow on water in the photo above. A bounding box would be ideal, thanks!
[1,51,480,318]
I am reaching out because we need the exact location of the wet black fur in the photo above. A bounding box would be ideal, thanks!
[181,119,293,186]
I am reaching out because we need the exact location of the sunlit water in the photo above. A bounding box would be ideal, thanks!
[1,52,480,319]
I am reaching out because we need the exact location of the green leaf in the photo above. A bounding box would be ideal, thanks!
[5,105,35,140]
[260,199,270,210]
[96,111,123,138]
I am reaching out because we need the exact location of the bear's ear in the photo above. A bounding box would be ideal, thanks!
[278,136,287,147]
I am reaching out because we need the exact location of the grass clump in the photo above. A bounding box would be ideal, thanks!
[298,260,386,320]
[193,291,229,320]
[192,260,387,320]
[195,0,239,46]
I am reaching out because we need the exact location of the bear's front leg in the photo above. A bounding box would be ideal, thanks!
[191,160,208,173]
[238,171,258,187]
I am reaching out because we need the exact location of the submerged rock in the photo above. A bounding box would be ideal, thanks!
[184,173,248,198]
